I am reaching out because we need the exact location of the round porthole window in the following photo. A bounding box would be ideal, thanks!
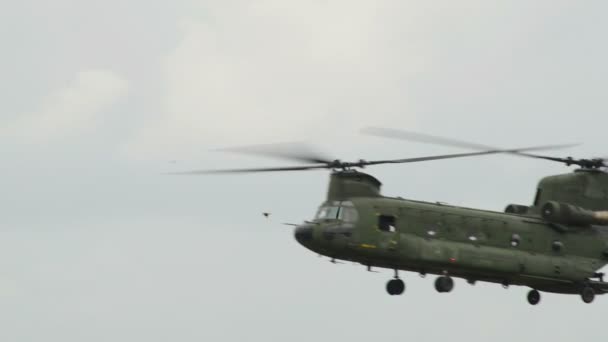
[511,234,521,247]
[552,240,564,252]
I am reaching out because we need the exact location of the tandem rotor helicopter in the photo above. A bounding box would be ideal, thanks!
[174,127,608,305]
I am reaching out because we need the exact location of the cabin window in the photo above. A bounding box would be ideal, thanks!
[378,215,397,233]
[425,222,442,237]
[552,240,564,252]
[510,234,521,247]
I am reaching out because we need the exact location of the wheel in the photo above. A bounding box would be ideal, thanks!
[386,279,397,295]
[434,276,454,293]
[581,286,595,304]
[393,279,405,295]
[386,278,405,295]
[527,289,540,305]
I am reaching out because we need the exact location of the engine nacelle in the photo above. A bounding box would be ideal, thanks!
[541,201,608,226]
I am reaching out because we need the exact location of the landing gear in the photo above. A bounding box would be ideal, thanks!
[593,272,605,282]
[386,278,405,295]
[527,289,541,305]
[581,286,595,304]
[386,270,405,296]
[434,276,454,293]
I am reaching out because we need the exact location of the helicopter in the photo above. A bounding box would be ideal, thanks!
[174,128,608,305]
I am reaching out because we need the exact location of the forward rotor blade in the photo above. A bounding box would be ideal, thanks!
[362,127,495,150]
[167,164,330,175]
[170,149,512,174]
[361,147,543,167]
[216,142,334,165]
[362,127,577,153]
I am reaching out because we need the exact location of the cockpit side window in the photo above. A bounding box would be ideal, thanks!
[341,207,359,223]
[316,207,328,219]
[327,206,341,219]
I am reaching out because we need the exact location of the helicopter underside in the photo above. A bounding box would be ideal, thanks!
[352,258,608,295]
[295,224,608,304]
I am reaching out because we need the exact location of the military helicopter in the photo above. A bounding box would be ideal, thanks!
[174,129,608,305]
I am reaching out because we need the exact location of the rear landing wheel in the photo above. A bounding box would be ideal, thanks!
[386,278,405,296]
[527,289,540,305]
[581,286,595,304]
[434,276,454,293]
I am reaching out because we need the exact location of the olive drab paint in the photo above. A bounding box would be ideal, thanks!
[295,169,608,304]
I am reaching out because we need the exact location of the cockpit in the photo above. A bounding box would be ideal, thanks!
[314,201,359,223]
[295,201,359,253]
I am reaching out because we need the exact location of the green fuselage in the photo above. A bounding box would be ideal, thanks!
[294,171,608,294]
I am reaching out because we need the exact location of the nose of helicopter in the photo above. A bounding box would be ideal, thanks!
[294,225,314,246]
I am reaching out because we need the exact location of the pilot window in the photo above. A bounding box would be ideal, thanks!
[378,215,396,233]
[314,201,359,222]
[315,206,340,220]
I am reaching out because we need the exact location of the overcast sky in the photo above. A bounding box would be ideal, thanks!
[2,1,608,341]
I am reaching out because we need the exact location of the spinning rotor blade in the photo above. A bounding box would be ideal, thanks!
[167,164,329,175]
[216,142,333,164]
[363,150,519,166]
[359,145,575,166]
[361,127,578,154]
[362,127,496,151]
[169,145,572,175]
[362,126,586,166]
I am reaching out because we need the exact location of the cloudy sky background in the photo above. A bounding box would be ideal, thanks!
[1,1,608,341]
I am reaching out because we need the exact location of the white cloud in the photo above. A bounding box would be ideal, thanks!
[5,70,128,143]
[125,1,430,159]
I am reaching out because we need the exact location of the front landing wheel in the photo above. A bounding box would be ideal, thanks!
[386,278,405,296]
[527,289,541,305]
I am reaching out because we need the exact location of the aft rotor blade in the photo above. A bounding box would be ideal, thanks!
[216,142,334,165]
[167,164,330,175]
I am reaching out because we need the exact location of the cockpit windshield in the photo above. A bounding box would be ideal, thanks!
[314,201,359,222]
